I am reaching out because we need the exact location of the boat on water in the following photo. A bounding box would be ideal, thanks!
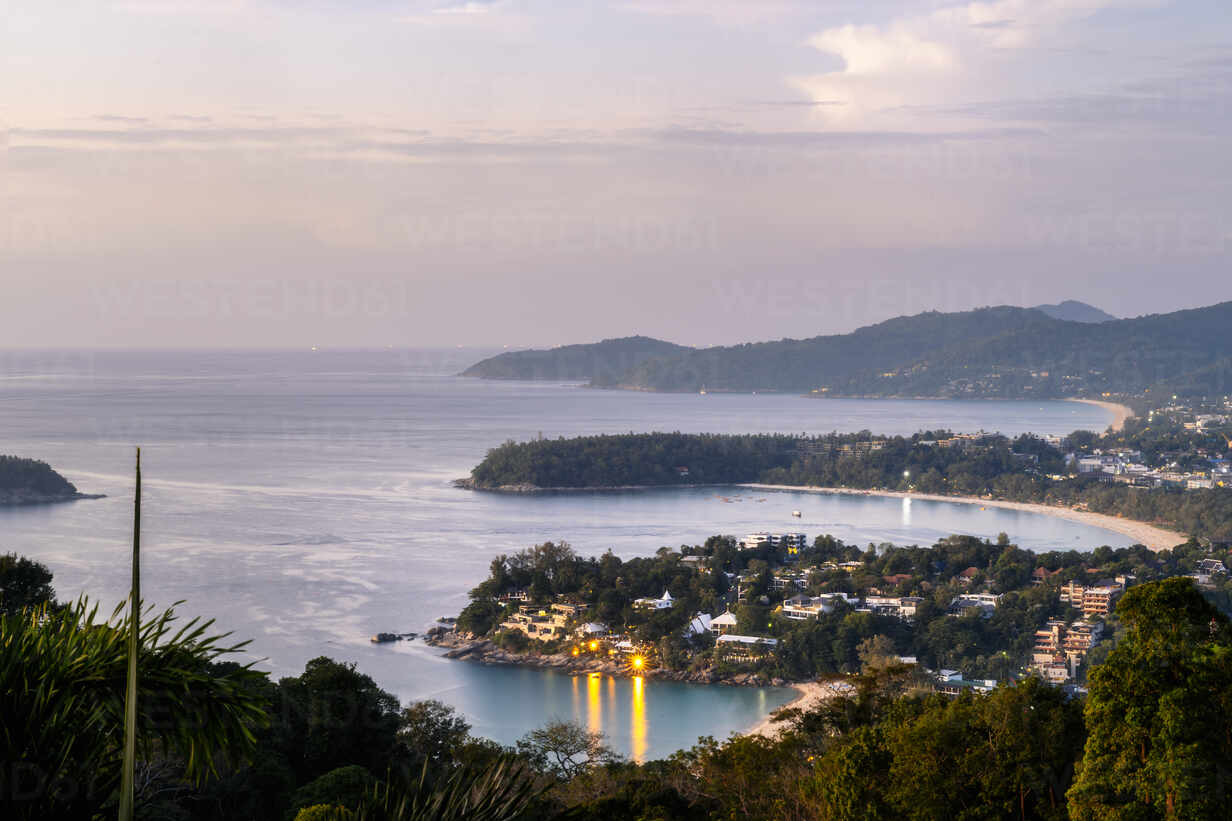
[792,510,802,518]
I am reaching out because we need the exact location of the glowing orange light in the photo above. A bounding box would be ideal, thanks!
[589,640,599,651]
[571,647,579,656]
[632,655,645,669]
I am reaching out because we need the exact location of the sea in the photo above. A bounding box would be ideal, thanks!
[0,348,1123,760]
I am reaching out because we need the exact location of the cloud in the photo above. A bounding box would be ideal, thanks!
[793,0,1160,126]
[436,0,500,11]
[619,0,807,27]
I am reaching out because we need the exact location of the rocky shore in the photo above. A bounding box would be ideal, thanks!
[0,489,104,506]
[452,477,707,494]
[424,627,788,688]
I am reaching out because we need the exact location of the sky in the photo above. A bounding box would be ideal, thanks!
[2,0,1230,349]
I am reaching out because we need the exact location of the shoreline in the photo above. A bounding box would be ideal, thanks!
[739,483,1183,551]
[455,479,1183,551]
[743,679,851,738]
[1066,398,1134,432]
[426,632,789,688]
[0,490,105,506]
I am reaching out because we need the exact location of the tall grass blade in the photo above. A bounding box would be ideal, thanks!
[118,447,141,820]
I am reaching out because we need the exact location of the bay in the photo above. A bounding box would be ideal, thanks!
[0,349,1121,759]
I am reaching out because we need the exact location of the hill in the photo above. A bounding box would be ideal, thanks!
[459,335,692,382]
[598,302,1232,397]
[0,455,94,505]
[1032,300,1118,323]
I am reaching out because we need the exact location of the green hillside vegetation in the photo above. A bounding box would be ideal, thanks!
[8,554,1232,820]
[460,336,692,382]
[593,301,1232,396]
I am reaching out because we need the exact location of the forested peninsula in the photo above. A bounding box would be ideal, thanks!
[0,455,97,505]
[461,301,1232,397]
[460,428,1232,542]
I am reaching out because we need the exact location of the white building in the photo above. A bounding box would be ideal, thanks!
[634,589,674,610]
[710,610,739,635]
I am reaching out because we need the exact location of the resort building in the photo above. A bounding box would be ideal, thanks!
[1081,586,1121,618]
[716,634,779,662]
[949,593,1001,617]
[781,594,838,620]
[633,589,675,611]
[710,610,739,636]
[499,601,589,642]
[934,670,997,696]
[741,532,807,550]
[686,613,713,636]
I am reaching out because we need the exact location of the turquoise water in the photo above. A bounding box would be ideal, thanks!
[0,350,1120,759]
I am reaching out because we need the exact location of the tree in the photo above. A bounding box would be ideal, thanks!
[1068,578,1232,820]
[813,726,893,821]
[275,657,402,783]
[288,765,375,820]
[398,700,472,772]
[856,634,898,672]
[516,720,620,780]
[0,553,55,616]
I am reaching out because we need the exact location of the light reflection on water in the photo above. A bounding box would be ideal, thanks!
[569,673,650,763]
[632,676,647,763]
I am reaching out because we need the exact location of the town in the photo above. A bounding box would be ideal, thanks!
[441,525,1232,693]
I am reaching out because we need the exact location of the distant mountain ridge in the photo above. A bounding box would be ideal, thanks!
[460,335,692,382]
[604,302,1232,397]
[461,301,1232,398]
[1032,300,1118,323]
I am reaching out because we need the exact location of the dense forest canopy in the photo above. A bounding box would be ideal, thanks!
[0,455,78,497]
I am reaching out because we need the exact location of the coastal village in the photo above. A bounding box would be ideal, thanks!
[433,523,1232,696]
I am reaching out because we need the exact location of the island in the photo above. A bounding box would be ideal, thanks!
[0,455,99,506]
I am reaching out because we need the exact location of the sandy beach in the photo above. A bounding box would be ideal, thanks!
[1067,398,1134,432]
[745,679,852,738]
[740,483,1184,551]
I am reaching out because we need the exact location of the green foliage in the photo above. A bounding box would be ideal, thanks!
[398,700,472,773]
[346,756,543,821]
[0,553,56,615]
[1068,578,1232,819]
[0,454,78,497]
[515,721,620,781]
[295,806,351,821]
[273,657,403,784]
[470,432,799,489]
[456,598,504,636]
[0,598,268,820]
[287,766,375,821]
